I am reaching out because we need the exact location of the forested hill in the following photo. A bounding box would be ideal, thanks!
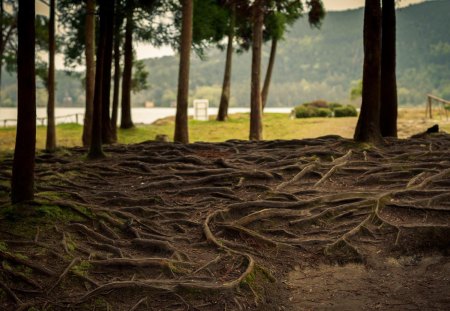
[1,0,449,108]
[137,0,450,108]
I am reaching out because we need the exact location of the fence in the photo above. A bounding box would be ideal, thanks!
[1,113,84,127]
[425,94,449,120]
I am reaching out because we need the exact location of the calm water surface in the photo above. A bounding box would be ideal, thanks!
[0,107,292,126]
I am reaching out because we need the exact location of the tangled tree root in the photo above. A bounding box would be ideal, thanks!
[0,133,449,309]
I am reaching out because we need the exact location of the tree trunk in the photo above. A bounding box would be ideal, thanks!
[216,4,235,122]
[120,8,134,129]
[0,0,3,104]
[88,0,107,159]
[11,0,36,203]
[82,0,96,147]
[380,0,398,137]
[101,0,115,144]
[46,0,56,152]
[111,8,122,140]
[249,0,264,141]
[353,0,382,143]
[261,37,277,110]
[174,0,193,143]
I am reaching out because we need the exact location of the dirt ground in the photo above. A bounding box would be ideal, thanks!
[0,131,449,310]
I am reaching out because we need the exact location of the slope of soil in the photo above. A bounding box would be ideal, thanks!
[0,133,449,310]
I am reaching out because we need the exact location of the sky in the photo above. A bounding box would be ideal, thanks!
[34,0,428,67]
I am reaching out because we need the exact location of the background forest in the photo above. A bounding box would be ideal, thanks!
[1,0,449,108]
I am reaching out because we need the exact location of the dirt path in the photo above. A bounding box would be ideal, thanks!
[0,133,449,310]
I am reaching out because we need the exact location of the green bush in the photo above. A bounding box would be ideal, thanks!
[294,105,332,118]
[317,108,332,117]
[294,106,315,118]
[305,100,328,109]
[334,105,357,117]
[328,102,343,111]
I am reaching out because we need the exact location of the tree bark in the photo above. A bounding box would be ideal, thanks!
[216,4,235,122]
[11,0,36,203]
[120,7,134,129]
[380,0,398,137]
[174,0,193,143]
[111,7,122,140]
[0,0,3,104]
[82,0,96,147]
[101,0,115,144]
[45,0,56,152]
[88,0,107,159]
[261,37,277,110]
[249,0,264,141]
[353,0,383,143]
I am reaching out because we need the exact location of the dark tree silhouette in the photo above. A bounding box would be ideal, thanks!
[88,0,112,159]
[0,0,3,102]
[120,1,134,129]
[101,0,116,144]
[111,4,123,140]
[354,0,383,143]
[11,0,36,203]
[82,0,96,147]
[174,0,193,144]
[217,3,235,122]
[249,0,264,141]
[380,0,398,137]
[46,0,56,152]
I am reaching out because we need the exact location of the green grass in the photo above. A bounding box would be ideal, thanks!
[0,109,448,151]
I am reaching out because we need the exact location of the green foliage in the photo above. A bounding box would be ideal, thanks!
[334,105,357,117]
[131,60,149,93]
[350,80,363,100]
[294,100,356,118]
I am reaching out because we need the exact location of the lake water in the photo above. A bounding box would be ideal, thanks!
[0,107,293,126]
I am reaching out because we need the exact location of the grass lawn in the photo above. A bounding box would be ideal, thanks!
[0,108,448,151]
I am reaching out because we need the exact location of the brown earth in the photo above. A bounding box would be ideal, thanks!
[0,132,449,310]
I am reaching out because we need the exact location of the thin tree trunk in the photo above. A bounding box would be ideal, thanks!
[249,0,264,141]
[111,8,122,140]
[216,4,235,122]
[11,0,36,203]
[46,0,56,152]
[261,37,277,110]
[88,0,107,159]
[174,0,193,143]
[0,0,3,104]
[380,0,398,137]
[120,8,134,129]
[82,0,96,147]
[354,0,382,143]
[101,0,115,144]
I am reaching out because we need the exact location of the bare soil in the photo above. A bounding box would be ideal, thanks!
[0,133,449,310]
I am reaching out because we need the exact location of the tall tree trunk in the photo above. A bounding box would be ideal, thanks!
[0,0,3,104]
[82,0,96,147]
[216,4,235,122]
[354,0,382,143]
[261,37,277,110]
[120,8,134,129]
[249,0,264,141]
[46,0,56,152]
[380,0,398,137]
[88,0,107,159]
[174,0,193,143]
[101,0,115,144]
[111,8,122,140]
[11,0,36,203]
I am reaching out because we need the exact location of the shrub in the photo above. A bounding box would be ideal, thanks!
[317,108,332,117]
[328,102,343,111]
[305,100,328,109]
[334,105,357,117]
[294,106,315,118]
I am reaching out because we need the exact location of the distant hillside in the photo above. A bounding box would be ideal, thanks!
[1,0,449,108]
